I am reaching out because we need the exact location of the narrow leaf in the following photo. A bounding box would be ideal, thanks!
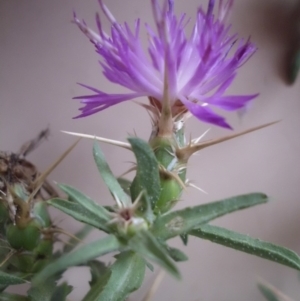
[48,198,109,232]
[128,231,180,279]
[93,141,130,206]
[191,224,300,271]
[151,193,268,240]
[0,271,26,286]
[117,178,131,196]
[180,233,188,246]
[258,280,293,301]
[128,137,160,207]
[58,184,110,221]
[32,235,123,285]
[0,293,29,301]
[83,252,145,301]
[165,246,188,262]
[158,241,188,262]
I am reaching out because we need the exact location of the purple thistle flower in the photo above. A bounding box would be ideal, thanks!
[73,0,257,129]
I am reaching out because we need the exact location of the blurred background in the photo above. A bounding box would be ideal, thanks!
[1,0,300,300]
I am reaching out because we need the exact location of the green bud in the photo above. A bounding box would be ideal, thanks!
[34,239,53,257]
[10,253,35,273]
[22,224,40,251]
[6,224,23,250]
[6,221,41,251]
[127,218,148,236]
[149,134,187,214]
[155,178,182,214]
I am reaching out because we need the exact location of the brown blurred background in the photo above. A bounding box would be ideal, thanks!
[1,0,300,300]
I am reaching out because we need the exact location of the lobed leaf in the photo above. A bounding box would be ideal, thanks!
[191,224,300,271]
[151,193,268,240]
[93,142,130,206]
[50,282,73,301]
[32,235,123,285]
[83,251,145,301]
[88,260,108,287]
[128,231,180,279]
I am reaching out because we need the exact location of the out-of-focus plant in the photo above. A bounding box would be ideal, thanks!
[258,279,295,301]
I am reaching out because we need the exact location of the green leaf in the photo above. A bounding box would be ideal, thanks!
[158,241,188,262]
[0,271,26,286]
[289,48,300,84]
[145,260,154,272]
[258,280,291,301]
[63,225,93,253]
[151,193,268,240]
[88,260,108,287]
[48,198,109,231]
[28,277,56,301]
[0,293,29,301]
[191,224,300,271]
[117,178,131,196]
[180,233,188,246]
[58,184,110,221]
[83,251,145,301]
[93,142,130,206]
[32,235,123,285]
[165,246,188,262]
[128,137,160,207]
[128,231,180,279]
[50,282,73,301]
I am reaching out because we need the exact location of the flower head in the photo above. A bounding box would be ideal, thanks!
[73,0,257,129]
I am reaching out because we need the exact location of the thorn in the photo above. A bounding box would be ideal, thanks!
[18,127,50,157]
[112,193,124,208]
[159,166,186,190]
[28,138,81,204]
[62,131,132,150]
[179,121,280,161]
[186,180,208,194]
[132,128,138,137]
[192,128,211,144]
[47,227,82,242]
[134,101,159,121]
[132,190,145,208]
[0,250,16,268]
[118,166,137,178]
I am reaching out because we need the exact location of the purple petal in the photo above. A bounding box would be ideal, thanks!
[73,92,143,118]
[207,94,258,111]
[179,96,232,129]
